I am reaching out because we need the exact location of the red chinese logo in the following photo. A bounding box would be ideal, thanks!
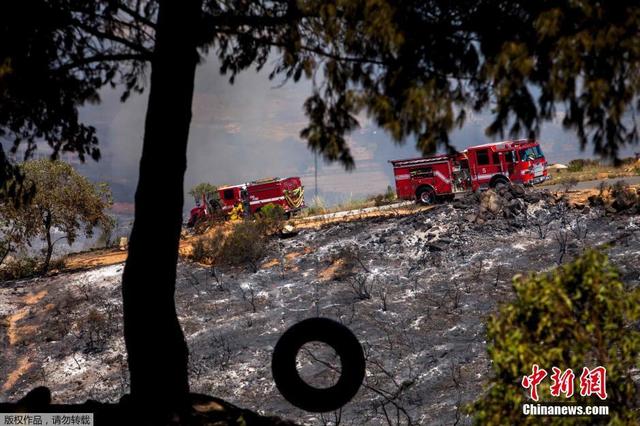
[521,364,548,401]
[579,366,608,400]
[522,365,607,400]
[550,367,575,398]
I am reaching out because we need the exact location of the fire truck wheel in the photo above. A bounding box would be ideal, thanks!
[490,176,509,188]
[416,186,436,205]
[271,317,365,412]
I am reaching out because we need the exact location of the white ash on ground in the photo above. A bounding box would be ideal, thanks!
[1,187,639,425]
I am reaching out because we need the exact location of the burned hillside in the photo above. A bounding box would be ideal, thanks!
[2,185,640,425]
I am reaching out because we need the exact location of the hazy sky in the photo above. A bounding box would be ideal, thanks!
[72,54,638,208]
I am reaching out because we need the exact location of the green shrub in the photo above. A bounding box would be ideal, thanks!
[567,158,599,172]
[567,159,585,172]
[189,230,224,264]
[619,156,638,166]
[255,203,285,235]
[190,238,208,263]
[470,249,640,425]
[303,196,328,216]
[0,256,41,280]
[48,257,66,271]
[385,185,396,202]
[219,221,266,272]
[189,217,272,271]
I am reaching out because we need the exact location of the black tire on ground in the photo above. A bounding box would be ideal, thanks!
[490,176,509,188]
[416,186,436,205]
[271,318,365,412]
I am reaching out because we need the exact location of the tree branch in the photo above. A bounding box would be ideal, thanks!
[117,3,157,29]
[216,28,387,66]
[54,53,150,72]
[73,20,152,55]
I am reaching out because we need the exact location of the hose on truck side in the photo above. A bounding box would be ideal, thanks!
[284,187,304,209]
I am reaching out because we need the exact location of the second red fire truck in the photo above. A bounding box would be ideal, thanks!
[390,139,548,204]
[187,177,305,227]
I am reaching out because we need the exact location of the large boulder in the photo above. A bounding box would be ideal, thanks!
[479,189,502,215]
[611,186,639,212]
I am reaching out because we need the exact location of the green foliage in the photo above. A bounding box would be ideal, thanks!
[370,185,397,207]
[609,181,640,213]
[0,1,152,167]
[257,203,285,220]
[190,238,207,263]
[619,157,639,166]
[470,250,640,425]
[385,185,396,201]
[567,159,599,172]
[0,256,40,281]
[0,147,34,206]
[0,160,112,273]
[3,1,640,183]
[188,220,273,272]
[567,160,584,173]
[255,203,286,235]
[188,182,218,201]
[189,229,224,265]
[96,215,117,248]
[304,196,327,216]
[219,221,266,273]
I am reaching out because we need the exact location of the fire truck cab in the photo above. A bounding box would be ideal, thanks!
[390,139,548,204]
[465,139,548,190]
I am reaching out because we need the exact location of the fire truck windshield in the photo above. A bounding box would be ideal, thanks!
[518,146,544,162]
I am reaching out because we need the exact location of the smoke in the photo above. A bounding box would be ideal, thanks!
[76,54,423,209]
[74,53,637,211]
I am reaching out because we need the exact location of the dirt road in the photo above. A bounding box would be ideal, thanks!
[545,175,640,191]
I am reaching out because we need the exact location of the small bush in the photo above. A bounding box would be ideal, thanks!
[567,158,599,172]
[189,216,274,271]
[190,238,208,263]
[470,250,640,424]
[189,230,224,264]
[49,257,66,271]
[0,256,41,281]
[84,308,109,353]
[610,181,640,212]
[219,221,266,272]
[303,196,326,216]
[369,186,397,207]
[255,203,285,235]
[567,159,584,172]
[385,184,396,201]
[619,156,638,166]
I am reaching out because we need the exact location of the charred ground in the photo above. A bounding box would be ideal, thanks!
[1,184,640,425]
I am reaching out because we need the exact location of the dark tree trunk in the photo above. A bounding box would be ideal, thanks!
[42,212,53,274]
[42,238,53,273]
[121,0,201,417]
[0,243,12,267]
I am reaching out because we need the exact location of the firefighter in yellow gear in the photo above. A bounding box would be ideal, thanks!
[229,203,244,221]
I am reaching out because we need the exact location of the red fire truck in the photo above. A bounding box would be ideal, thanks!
[218,177,305,215]
[187,177,305,227]
[390,139,548,204]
